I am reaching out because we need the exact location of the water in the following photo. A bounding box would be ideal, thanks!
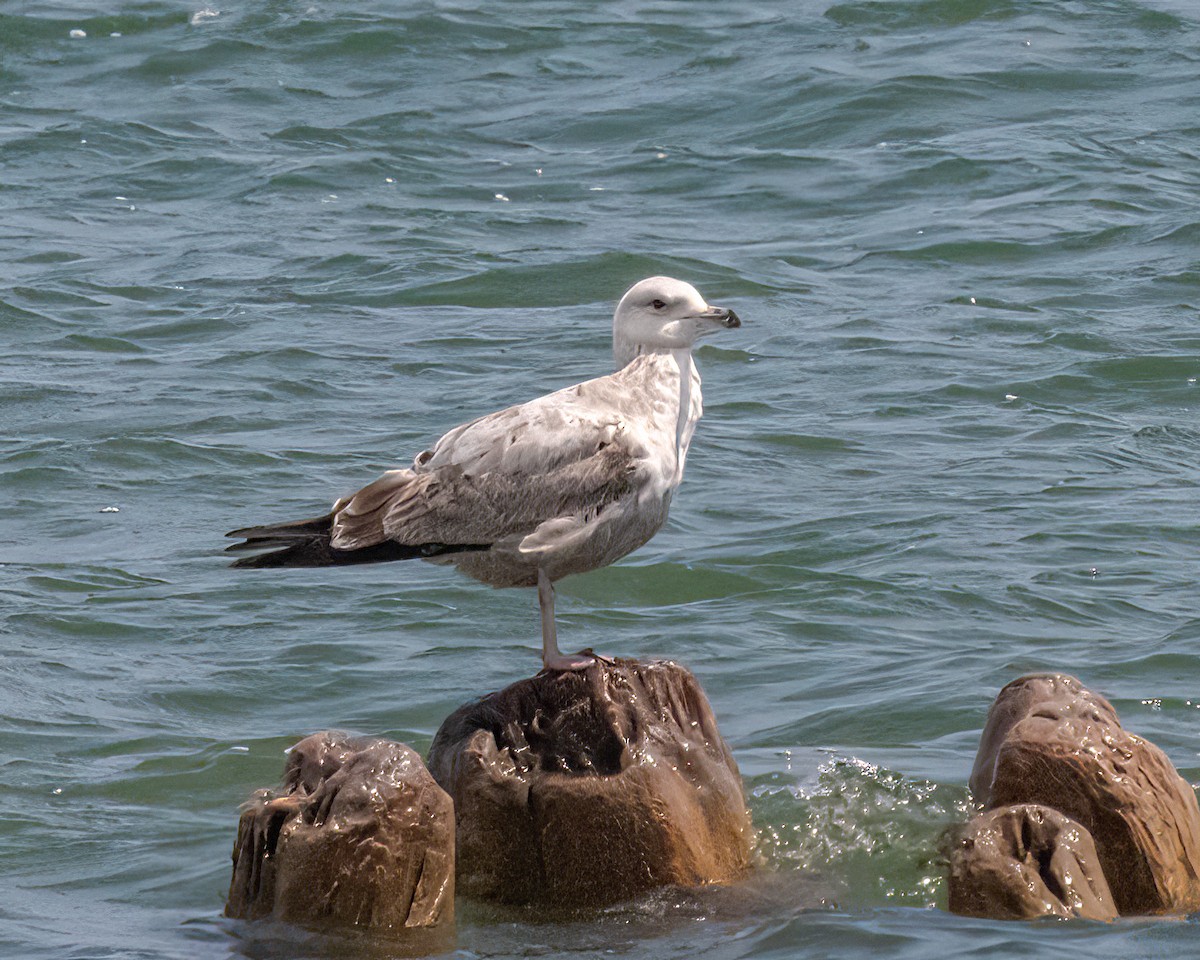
[3,0,1200,956]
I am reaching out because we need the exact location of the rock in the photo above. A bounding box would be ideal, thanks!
[225,732,455,938]
[969,674,1120,807]
[967,673,1200,916]
[947,803,1118,921]
[427,658,752,907]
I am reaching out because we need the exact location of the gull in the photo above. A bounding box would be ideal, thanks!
[226,276,741,671]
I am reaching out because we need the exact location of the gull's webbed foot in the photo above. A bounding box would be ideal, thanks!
[541,650,597,673]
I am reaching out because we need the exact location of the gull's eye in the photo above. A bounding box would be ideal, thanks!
[651,299,666,310]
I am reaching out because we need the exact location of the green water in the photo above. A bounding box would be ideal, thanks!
[3,0,1200,956]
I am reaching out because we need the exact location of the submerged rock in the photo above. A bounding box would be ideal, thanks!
[225,732,455,937]
[427,658,752,907]
[947,803,1118,921]
[959,673,1200,917]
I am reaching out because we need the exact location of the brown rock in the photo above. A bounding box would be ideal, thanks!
[968,673,1200,915]
[225,732,455,938]
[969,674,1120,807]
[427,658,753,907]
[947,804,1118,921]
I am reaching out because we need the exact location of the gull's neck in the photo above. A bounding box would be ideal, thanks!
[671,348,696,467]
[614,343,702,484]
[613,337,641,371]
[613,339,692,372]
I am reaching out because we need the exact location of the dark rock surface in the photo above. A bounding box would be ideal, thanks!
[226,732,455,936]
[961,673,1200,917]
[947,803,1118,921]
[427,658,753,907]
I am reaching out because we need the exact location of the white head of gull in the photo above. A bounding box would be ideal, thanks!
[613,276,738,366]
[227,276,741,672]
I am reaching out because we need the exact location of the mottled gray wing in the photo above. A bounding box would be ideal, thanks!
[415,373,641,477]
[332,365,661,552]
[330,445,638,553]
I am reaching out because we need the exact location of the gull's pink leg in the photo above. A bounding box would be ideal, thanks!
[538,568,595,672]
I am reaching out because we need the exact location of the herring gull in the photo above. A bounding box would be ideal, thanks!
[225,276,741,671]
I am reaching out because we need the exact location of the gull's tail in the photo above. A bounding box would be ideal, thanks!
[225,513,484,568]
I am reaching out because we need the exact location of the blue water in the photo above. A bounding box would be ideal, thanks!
[4,0,1200,957]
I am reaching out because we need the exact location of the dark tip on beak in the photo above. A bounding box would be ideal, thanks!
[703,305,741,329]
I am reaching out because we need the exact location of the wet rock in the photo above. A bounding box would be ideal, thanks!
[947,804,1118,921]
[427,658,753,907]
[969,674,1120,807]
[966,673,1200,916]
[225,732,455,937]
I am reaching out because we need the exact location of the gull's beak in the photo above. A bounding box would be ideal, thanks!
[695,305,741,329]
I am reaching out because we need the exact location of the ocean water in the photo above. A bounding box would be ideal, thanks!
[3,0,1200,956]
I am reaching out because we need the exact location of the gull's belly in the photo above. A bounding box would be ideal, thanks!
[434,486,673,589]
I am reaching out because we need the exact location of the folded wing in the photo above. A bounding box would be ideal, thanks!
[227,379,644,569]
